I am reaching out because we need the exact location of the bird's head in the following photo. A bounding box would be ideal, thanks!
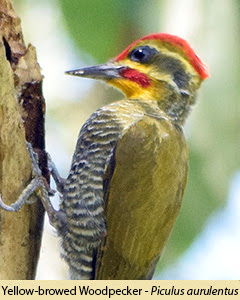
[67,33,209,122]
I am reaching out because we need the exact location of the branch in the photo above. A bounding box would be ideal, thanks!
[0,0,47,279]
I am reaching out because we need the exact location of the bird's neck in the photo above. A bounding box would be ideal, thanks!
[114,78,199,125]
[157,91,196,125]
[126,87,197,126]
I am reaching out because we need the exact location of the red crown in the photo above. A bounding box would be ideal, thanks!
[115,33,209,80]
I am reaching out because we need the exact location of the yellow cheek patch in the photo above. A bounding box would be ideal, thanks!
[109,78,154,99]
[107,61,155,99]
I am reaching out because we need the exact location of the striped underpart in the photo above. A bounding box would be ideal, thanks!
[59,99,155,279]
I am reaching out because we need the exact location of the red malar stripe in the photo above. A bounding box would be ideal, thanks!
[119,68,151,88]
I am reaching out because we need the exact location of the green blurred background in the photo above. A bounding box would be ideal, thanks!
[15,0,240,279]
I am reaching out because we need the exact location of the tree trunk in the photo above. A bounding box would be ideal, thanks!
[0,0,47,279]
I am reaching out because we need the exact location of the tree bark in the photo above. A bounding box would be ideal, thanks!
[0,0,47,279]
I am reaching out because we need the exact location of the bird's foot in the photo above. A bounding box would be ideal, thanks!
[0,142,66,230]
[47,152,66,194]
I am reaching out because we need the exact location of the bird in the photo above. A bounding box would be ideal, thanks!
[54,33,209,280]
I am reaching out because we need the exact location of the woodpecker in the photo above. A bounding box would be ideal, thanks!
[58,33,209,280]
[0,33,209,280]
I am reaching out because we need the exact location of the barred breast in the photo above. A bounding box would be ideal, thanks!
[58,99,158,279]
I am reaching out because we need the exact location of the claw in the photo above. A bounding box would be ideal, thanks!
[48,187,56,197]
[0,142,67,231]
[0,196,17,211]
[47,153,66,194]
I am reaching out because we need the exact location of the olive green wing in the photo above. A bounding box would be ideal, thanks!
[94,116,188,279]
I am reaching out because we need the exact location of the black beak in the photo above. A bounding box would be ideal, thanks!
[65,63,124,80]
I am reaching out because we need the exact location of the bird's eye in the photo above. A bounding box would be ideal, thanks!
[129,46,158,64]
